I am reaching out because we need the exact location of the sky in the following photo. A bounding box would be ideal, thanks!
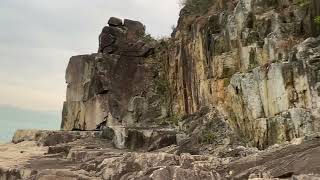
[0,0,181,112]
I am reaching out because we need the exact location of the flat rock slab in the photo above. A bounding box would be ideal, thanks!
[218,136,320,179]
[12,129,102,145]
[0,141,47,168]
[0,135,126,179]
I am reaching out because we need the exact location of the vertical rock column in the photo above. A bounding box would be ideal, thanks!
[61,17,168,131]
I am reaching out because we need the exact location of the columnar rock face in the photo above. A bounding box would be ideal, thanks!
[62,18,168,131]
[61,1,320,150]
[60,1,320,151]
[165,0,320,148]
[2,3,320,179]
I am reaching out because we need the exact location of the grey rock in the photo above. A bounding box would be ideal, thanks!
[124,19,146,39]
[62,18,163,132]
[98,18,153,57]
[109,126,177,151]
[3,129,320,179]
[12,129,100,146]
[62,52,166,131]
[4,0,320,178]
[108,17,123,27]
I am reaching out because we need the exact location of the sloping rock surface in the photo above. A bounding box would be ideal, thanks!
[1,130,320,179]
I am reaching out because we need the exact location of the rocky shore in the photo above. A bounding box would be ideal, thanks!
[1,0,320,179]
[1,129,320,179]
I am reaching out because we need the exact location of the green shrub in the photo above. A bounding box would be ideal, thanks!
[167,115,181,126]
[294,0,311,7]
[154,78,169,97]
[198,130,217,144]
[159,114,181,126]
[180,0,214,15]
[315,16,320,25]
[141,33,155,43]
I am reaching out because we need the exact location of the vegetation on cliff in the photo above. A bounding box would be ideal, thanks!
[180,0,213,14]
[295,0,320,25]
[315,16,320,25]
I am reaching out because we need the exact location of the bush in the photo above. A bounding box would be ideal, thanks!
[198,130,217,144]
[159,114,181,126]
[141,33,155,42]
[180,0,214,15]
[315,16,320,25]
[294,0,311,7]
[154,78,169,97]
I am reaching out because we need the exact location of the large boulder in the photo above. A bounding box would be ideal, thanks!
[104,126,177,150]
[108,17,123,27]
[98,17,153,57]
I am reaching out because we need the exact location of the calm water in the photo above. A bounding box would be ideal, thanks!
[0,106,60,143]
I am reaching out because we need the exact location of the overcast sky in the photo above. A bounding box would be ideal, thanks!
[0,0,181,111]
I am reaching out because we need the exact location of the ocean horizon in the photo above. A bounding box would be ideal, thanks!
[0,105,60,143]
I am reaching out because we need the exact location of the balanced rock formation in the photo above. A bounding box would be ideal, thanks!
[62,17,167,131]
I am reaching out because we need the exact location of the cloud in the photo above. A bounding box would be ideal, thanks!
[0,0,180,111]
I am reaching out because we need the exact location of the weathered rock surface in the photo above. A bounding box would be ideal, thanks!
[2,0,320,179]
[165,0,320,148]
[62,18,167,131]
[12,129,101,145]
[102,126,177,151]
[2,130,320,179]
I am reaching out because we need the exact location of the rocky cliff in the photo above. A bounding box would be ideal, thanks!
[164,0,320,149]
[62,0,320,150]
[62,18,168,131]
[1,0,320,180]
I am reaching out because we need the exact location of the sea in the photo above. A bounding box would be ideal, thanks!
[0,106,60,143]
